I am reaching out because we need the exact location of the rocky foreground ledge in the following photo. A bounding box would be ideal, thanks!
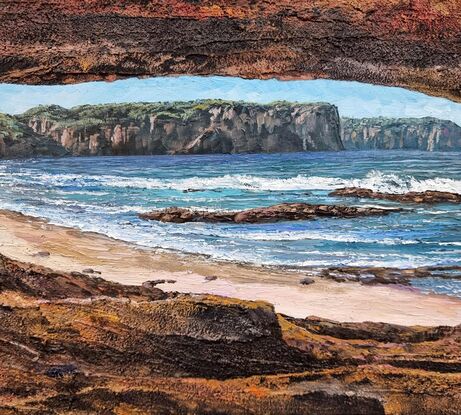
[139,203,401,224]
[0,253,460,414]
[330,187,461,204]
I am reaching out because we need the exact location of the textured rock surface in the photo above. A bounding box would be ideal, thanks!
[341,117,461,151]
[17,101,343,156]
[0,1,461,103]
[319,265,461,285]
[0,253,460,414]
[0,114,68,159]
[139,203,400,224]
[330,187,461,204]
[4,104,461,158]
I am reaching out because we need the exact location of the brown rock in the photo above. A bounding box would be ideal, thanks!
[139,203,401,224]
[0,253,166,301]
[1,1,461,103]
[330,187,461,204]
[0,252,461,414]
[320,265,461,285]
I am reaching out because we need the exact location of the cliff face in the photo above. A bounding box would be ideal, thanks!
[19,101,343,156]
[1,1,460,103]
[0,114,68,159]
[341,117,461,151]
[3,106,461,158]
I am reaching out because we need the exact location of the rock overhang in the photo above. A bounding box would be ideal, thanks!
[0,0,460,102]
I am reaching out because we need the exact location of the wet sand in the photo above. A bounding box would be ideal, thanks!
[1,209,460,326]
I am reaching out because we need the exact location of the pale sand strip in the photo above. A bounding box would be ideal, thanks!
[0,209,460,326]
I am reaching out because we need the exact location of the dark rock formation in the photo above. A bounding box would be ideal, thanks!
[14,101,343,156]
[330,187,461,204]
[299,277,315,285]
[1,1,461,103]
[0,254,166,301]
[341,117,461,151]
[139,203,401,224]
[319,265,461,286]
[0,253,460,414]
[286,315,460,344]
[0,114,68,159]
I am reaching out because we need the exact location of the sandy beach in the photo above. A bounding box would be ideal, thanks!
[1,209,460,326]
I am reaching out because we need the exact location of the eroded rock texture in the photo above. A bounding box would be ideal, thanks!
[0,113,68,158]
[0,1,460,102]
[319,264,461,285]
[330,187,461,204]
[0,254,460,414]
[341,117,461,151]
[139,203,400,224]
[16,101,343,156]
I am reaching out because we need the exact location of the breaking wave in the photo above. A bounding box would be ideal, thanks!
[3,170,461,194]
[226,230,419,245]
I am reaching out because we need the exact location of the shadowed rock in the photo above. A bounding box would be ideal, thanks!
[0,114,68,159]
[330,187,461,204]
[0,253,460,414]
[14,101,343,157]
[341,117,461,152]
[139,203,401,224]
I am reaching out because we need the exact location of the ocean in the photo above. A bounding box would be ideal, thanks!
[1,150,460,296]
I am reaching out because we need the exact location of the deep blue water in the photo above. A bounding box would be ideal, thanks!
[0,151,460,295]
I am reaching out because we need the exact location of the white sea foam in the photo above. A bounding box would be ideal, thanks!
[0,161,460,270]
[223,230,419,245]
[5,169,460,194]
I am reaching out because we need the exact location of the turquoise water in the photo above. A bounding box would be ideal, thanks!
[0,150,460,294]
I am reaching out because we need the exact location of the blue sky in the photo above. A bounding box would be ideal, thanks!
[1,76,460,124]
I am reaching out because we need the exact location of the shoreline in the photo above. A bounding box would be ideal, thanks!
[1,208,461,326]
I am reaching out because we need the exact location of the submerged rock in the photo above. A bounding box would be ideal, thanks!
[139,203,401,224]
[330,187,461,204]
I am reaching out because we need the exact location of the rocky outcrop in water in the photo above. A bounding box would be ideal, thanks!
[1,253,460,414]
[18,101,343,156]
[320,265,461,285]
[341,117,461,151]
[139,203,401,224]
[331,187,461,204]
